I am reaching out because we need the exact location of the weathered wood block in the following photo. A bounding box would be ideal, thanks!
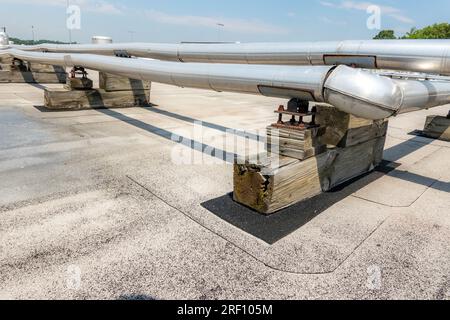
[0,70,67,83]
[266,144,327,161]
[26,62,65,74]
[64,77,94,90]
[266,126,327,160]
[99,72,151,92]
[316,105,388,147]
[0,56,13,65]
[234,135,386,214]
[44,88,150,110]
[422,115,450,142]
[0,63,11,71]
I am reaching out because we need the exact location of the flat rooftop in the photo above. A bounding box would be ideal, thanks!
[0,77,449,300]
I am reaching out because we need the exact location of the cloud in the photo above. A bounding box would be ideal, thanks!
[0,0,123,15]
[144,9,290,35]
[87,1,123,14]
[320,16,348,26]
[319,0,414,24]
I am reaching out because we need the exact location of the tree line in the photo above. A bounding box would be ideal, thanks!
[9,37,76,45]
[374,23,450,39]
[9,23,450,44]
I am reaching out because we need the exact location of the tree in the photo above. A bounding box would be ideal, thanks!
[403,27,417,39]
[402,23,450,39]
[373,30,397,40]
[9,37,76,45]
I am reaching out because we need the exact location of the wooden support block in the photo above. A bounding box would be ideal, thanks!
[233,135,387,214]
[99,72,151,92]
[0,63,11,71]
[44,88,150,110]
[234,155,325,214]
[422,115,450,141]
[326,135,386,189]
[0,70,67,83]
[26,62,65,74]
[64,77,93,90]
[316,105,388,147]
[266,126,327,160]
[0,56,13,65]
[267,144,327,161]
[267,127,325,149]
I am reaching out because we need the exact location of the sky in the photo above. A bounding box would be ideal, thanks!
[1,0,450,43]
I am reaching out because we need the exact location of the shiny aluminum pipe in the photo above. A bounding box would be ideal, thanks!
[14,40,450,76]
[0,48,330,101]
[1,48,450,120]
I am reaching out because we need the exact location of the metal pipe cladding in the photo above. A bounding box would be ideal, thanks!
[2,48,450,120]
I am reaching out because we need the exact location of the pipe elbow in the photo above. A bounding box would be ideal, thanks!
[324,65,404,120]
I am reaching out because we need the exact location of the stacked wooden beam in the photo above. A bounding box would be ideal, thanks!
[234,105,389,214]
[422,115,450,142]
[0,57,66,84]
[99,72,151,92]
[44,71,151,110]
[266,126,327,160]
[315,105,389,148]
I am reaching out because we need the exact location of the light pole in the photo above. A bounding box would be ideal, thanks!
[128,30,136,42]
[67,0,72,44]
[217,23,224,42]
[31,25,35,44]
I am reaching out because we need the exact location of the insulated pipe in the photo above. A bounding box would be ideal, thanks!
[0,48,331,100]
[13,40,450,76]
[1,48,450,120]
[323,66,450,119]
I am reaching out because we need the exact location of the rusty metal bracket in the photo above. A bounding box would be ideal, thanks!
[70,66,88,79]
[11,58,27,71]
[271,99,319,131]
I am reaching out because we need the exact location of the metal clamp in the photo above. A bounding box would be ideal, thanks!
[272,99,319,131]
[70,66,88,79]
